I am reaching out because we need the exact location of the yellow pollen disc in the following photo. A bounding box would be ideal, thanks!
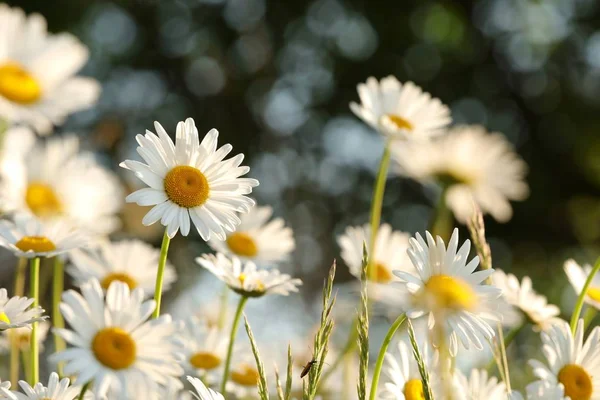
[189,351,221,370]
[92,327,136,370]
[0,62,42,104]
[226,232,258,257]
[25,182,63,218]
[101,273,138,291]
[15,236,56,253]
[231,364,260,386]
[558,364,592,400]
[0,312,10,324]
[403,379,425,400]
[386,114,414,131]
[163,166,209,208]
[424,274,476,311]
[370,262,393,283]
[587,287,600,302]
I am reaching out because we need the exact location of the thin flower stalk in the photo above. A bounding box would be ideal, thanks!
[357,244,369,400]
[10,257,27,385]
[29,257,40,385]
[221,295,249,394]
[152,229,171,319]
[368,313,406,400]
[570,256,600,333]
[52,256,66,376]
[407,319,434,400]
[285,344,293,400]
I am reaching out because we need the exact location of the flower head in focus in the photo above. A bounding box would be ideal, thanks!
[564,259,600,311]
[121,118,258,239]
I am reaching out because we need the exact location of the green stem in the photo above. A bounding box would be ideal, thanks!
[152,230,171,319]
[570,256,600,334]
[11,257,27,385]
[368,314,406,400]
[21,350,31,384]
[78,382,90,400]
[486,323,525,372]
[220,295,249,395]
[367,143,391,280]
[29,257,40,385]
[429,186,453,241]
[52,257,66,376]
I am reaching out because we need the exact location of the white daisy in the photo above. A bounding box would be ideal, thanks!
[188,376,224,400]
[338,223,413,302]
[0,126,35,174]
[0,288,45,330]
[50,279,184,398]
[196,253,302,297]
[0,135,123,235]
[0,320,49,352]
[525,381,566,400]
[208,204,294,265]
[0,214,88,258]
[394,229,501,355]
[226,356,265,399]
[0,373,82,400]
[564,259,600,311]
[528,319,600,400]
[0,4,100,134]
[178,316,227,382]
[492,269,561,331]
[350,76,451,140]
[120,118,258,240]
[393,125,529,223]
[453,369,507,400]
[381,340,437,400]
[67,239,177,298]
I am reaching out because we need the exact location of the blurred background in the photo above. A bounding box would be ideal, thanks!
[7,0,600,373]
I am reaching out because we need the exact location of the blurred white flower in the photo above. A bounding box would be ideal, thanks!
[188,376,224,400]
[453,369,507,400]
[178,317,227,383]
[0,288,45,330]
[564,259,600,311]
[393,125,529,223]
[0,4,100,134]
[0,320,49,352]
[0,372,82,400]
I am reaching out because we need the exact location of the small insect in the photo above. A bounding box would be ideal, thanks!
[300,359,317,378]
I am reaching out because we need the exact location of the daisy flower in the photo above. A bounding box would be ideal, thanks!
[0,373,82,400]
[528,319,600,400]
[0,214,88,258]
[394,229,501,355]
[120,118,258,239]
[0,126,35,174]
[208,204,294,265]
[0,4,100,134]
[453,369,507,400]
[393,125,529,223]
[178,316,227,383]
[0,135,123,235]
[492,269,561,331]
[0,321,49,352]
[525,381,566,400]
[350,76,451,140]
[0,288,45,330]
[381,340,437,400]
[188,376,224,400]
[50,279,184,398]
[196,253,302,298]
[226,357,265,399]
[68,239,176,297]
[564,259,600,310]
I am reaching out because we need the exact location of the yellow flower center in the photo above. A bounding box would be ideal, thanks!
[587,287,600,302]
[0,62,42,104]
[226,232,258,257]
[25,182,63,218]
[385,114,414,131]
[92,327,136,370]
[370,262,393,283]
[163,166,210,208]
[231,363,260,386]
[101,273,138,291]
[15,236,56,253]
[558,364,592,400]
[0,312,10,324]
[423,274,476,311]
[189,351,222,370]
[403,379,425,400]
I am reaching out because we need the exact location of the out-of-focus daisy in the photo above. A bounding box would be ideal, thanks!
[525,381,566,400]
[338,223,413,302]
[453,369,507,400]
[393,125,529,223]
[0,288,45,330]
[0,379,10,399]
[0,135,123,235]
[68,239,176,297]
[0,4,100,134]
[0,321,49,352]
[350,76,451,140]
[178,317,227,383]
[528,319,600,400]
[395,229,501,355]
[120,118,258,239]
[0,373,82,400]
[51,279,183,398]
[161,380,193,400]
[188,376,224,400]
[493,269,561,331]
[381,340,437,400]
[0,126,35,173]
[564,259,600,311]
[196,253,302,297]
[0,214,88,258]
[226,358,263,399]
[208,204,294,265]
